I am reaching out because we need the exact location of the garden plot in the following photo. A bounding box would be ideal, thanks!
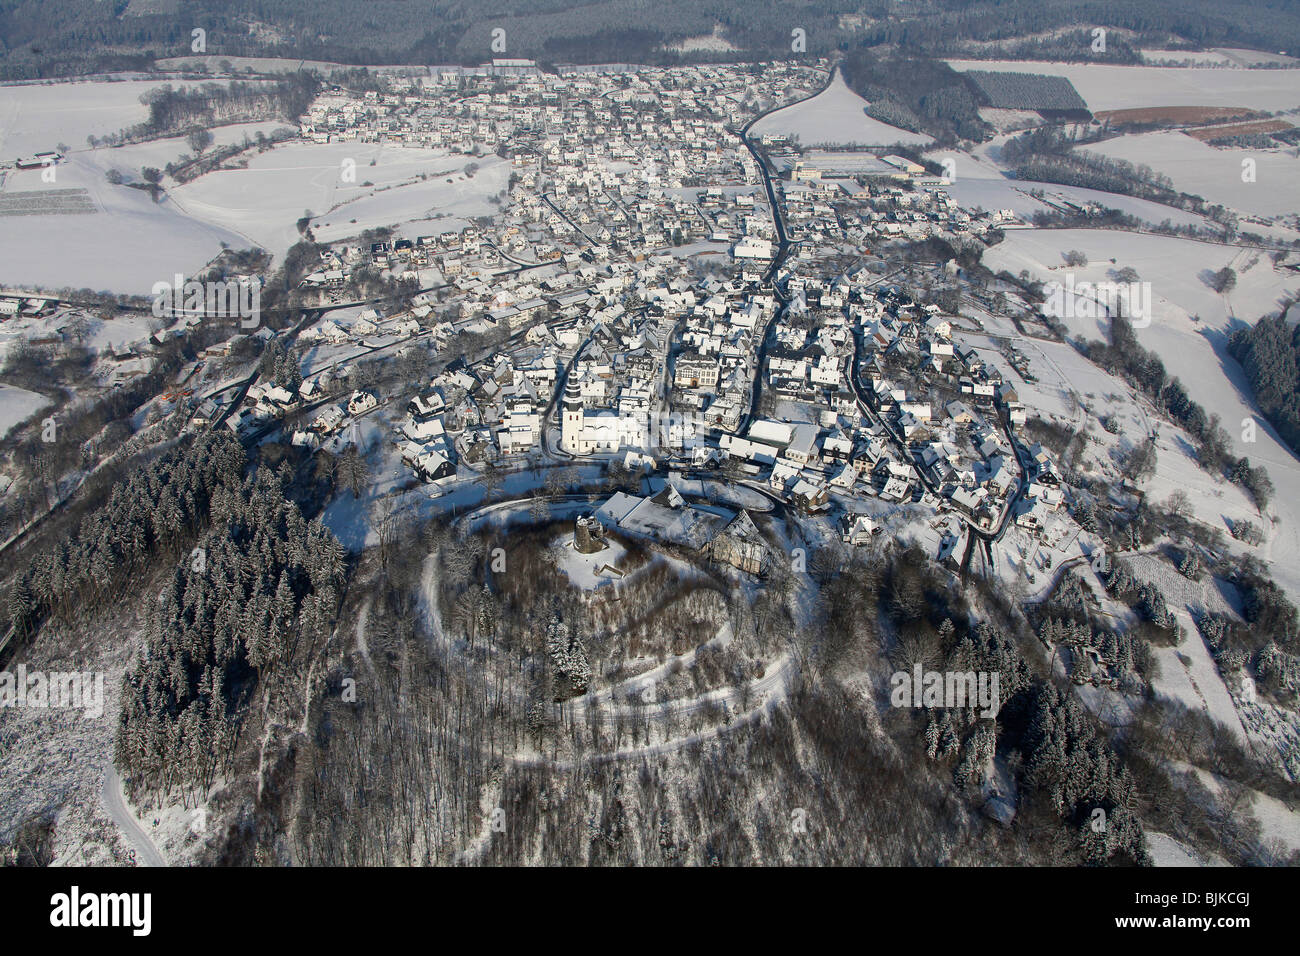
[983,228,1300,602]
[751,70,932,148]
[945,59,1300,112]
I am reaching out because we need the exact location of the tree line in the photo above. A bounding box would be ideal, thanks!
[1080,314,1275,510]
[6,432,247,642]
[84,76,319,148]
[1002,126,1183,206]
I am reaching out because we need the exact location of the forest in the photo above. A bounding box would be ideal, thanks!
[839,50,989,145]
[1228,310,1300,458]
[2,423,346,807]
[4,0,1300,80]
[965,71,1089,112]
[115,464,345,803]
[270,518,1180,866]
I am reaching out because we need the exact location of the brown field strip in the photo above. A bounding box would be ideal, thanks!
[1184,119,1295,141]
[1095,105,1263,126]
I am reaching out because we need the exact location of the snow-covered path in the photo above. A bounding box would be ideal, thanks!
[569,621,735,716]
[100,764,166,867]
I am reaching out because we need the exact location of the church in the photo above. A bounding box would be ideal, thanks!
[560,377,647,455]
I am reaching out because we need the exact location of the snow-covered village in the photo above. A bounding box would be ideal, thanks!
[0,0,1298,899]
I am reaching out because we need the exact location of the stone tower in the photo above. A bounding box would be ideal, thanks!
[574,514,605,554]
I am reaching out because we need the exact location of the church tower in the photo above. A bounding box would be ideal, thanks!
[561,377,583,454]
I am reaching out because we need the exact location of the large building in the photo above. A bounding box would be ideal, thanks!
[674,353,720,390]
[561,377,646,456]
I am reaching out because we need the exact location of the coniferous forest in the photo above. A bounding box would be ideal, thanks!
[1229,310,1300,458]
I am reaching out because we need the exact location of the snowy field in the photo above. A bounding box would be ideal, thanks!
[1081,131,1300,222]
[1136,48,1297,68]
[752,70,932,148]
[1139,50,1239,67]
[0,77,267,159]
[171,143,506,256]
[1179,762,1300,855]
[0,157,246,295]
[964,313,1261,538]
[1145,831,1227,866]
[665,28,739,54]
[982,229,1300,602]
[942,142,1205,228]
[0,384,51,437]
[314,157,508,246]
[976,107,1043,134]
[947,133,1208,226]
[945,59,1300,112]
[0,79,166,158]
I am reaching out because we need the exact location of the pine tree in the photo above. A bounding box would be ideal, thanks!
[8,575,35,635]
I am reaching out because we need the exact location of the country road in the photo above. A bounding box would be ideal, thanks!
[101,764,166,867]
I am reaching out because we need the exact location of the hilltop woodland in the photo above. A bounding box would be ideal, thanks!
[0,418,1294,864]
[247,506,1298,866]
[5,0,1300,80]
[839,50,989,145]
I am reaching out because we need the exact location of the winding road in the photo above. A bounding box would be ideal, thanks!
[101,763,166,867]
